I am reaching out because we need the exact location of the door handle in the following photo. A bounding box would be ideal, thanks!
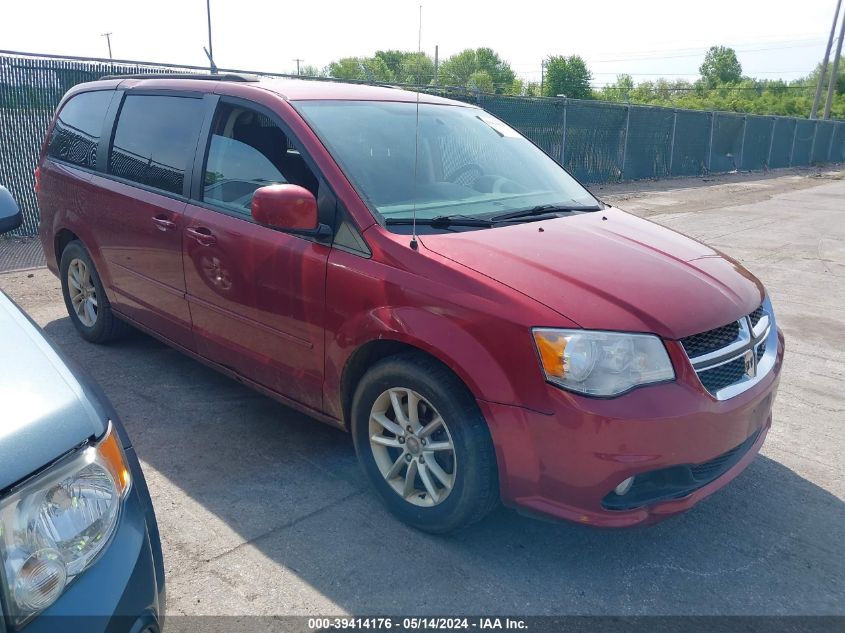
[186,226,217,246]
[152,215,176,231]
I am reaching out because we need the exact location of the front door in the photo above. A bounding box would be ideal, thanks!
[182,100,330,410]
[93,92,206,349]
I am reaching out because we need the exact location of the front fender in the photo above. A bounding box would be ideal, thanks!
[323,246,573,421]
[326,305,520,418]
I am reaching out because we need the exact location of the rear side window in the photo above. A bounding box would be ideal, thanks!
[109,95,205,195]
[47,90,113,169]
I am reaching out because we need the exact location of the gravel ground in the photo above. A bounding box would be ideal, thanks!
[0,169,843,617]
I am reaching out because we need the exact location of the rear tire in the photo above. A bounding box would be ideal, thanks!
[351,352,499,533]
[60,241,130,343]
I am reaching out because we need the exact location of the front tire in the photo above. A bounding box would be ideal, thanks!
[60,241,130,343]
[351,352,499,533]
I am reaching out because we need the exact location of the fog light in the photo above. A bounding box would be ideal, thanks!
[614,477,634,496]
[13,549,67,611]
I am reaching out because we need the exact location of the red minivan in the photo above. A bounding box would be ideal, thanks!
[37,74,784,532]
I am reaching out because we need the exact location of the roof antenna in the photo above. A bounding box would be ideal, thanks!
[203,46,218,75]
[410,88,421,250]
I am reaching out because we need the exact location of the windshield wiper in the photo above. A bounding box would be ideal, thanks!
[385,214,494,227]
[490,204,599,223]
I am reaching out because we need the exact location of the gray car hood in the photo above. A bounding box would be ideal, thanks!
[0,292,107,491]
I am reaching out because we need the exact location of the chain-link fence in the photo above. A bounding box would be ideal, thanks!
[2,50,844,236]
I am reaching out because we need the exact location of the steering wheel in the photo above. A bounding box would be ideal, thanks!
[473,174,529,194]
[446,163,484,184]
[490,176,514,193]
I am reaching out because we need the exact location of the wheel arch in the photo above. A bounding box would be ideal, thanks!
[54,228,79,267]
[53,225,113,291]
[340,339,472,431]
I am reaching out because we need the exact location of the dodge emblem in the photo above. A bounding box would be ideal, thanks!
[743,349,756,377]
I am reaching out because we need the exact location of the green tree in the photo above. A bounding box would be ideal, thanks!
[475,47,516,91]
[599,74,634,102]
[327,57,394,82]
[543,55,593,98]
[327,57,366,81]
[374,50,407,78]
[360,57,394,82]
[509,77,525,95]
[399,52,435,85]
[699,46,743,86]
[467,70,494,93]
[522,81,542,97]
[439,49,480,86]
[298,64,326,78]
[439,48,518,93]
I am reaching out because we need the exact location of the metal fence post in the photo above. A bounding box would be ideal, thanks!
[707,112,715,172]
[809,120,819,163]
[738,115,747,171]
[766,117,776,168]
[559,98,568,165]
[620,105,630,180]
[828,122,838,161]
[789,120,798,167]
[668,109,677,177]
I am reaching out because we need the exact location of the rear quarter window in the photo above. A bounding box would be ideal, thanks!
[109,94,205,195]
[47,90,113,169]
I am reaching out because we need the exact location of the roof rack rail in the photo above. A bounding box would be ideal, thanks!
[100,72,260,82]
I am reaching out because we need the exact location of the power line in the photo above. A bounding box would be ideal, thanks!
[519,69,816,77]
[589,84,817,91]
[589,42,826,63]
[578,36,826,59]
[508,38,827,68]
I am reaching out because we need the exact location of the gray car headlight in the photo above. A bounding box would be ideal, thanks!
[532,328,675,396]
[0,423,130,627]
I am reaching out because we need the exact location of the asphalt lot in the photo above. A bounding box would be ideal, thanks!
[1,170,843,616]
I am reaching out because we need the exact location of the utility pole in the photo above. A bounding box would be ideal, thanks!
[824,6,845,119]
[418,5,422,53]
[293,58,304,75]
[812,0,843,118]
[101,33,113,59]
[434,45,439,85]
[205,0,217,74]
[540,60,545,95]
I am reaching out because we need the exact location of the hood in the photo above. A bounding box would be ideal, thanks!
[0,292,107,491]
[419,207,763,339]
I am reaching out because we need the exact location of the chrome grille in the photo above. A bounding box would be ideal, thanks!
[698,357,746,393]
[749,305,765,328]
[681,299,776,400]
[681,322,740,357]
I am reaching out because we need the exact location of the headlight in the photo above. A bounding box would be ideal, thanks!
[0,423,130,626]
[532,328,675,396]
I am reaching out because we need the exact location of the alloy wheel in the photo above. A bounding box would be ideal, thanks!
[67,258,98,327]
[369,387,456,507]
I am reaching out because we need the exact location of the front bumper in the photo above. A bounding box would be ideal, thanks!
[17,446,165,633]
[480,330,784,527]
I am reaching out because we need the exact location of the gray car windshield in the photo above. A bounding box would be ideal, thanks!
[295,100,599,222]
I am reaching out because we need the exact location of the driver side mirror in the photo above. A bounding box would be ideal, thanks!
[0,186,22,235]
[251,184,331,239]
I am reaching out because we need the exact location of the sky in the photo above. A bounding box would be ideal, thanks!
[0,0,840,86]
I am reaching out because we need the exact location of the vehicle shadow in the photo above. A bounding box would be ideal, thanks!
[42,317,845,616]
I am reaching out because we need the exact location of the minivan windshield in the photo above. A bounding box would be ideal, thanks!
[295,100,600,224]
